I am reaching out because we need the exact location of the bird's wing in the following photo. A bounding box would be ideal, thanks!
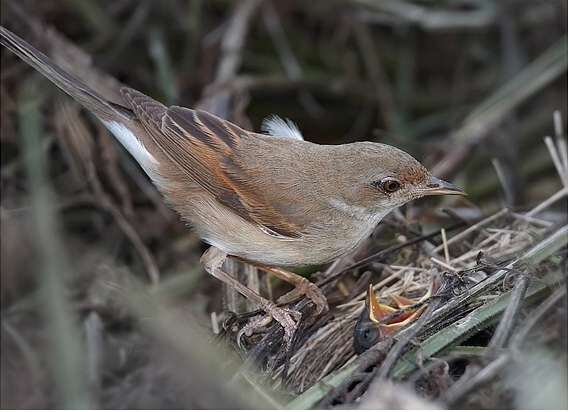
[122,87,310,239]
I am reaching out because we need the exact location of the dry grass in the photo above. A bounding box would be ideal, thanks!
[1,0,566,409]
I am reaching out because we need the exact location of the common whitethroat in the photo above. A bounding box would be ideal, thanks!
[353,278,440,354]
[353,272,458,354]
[1,26,465,343]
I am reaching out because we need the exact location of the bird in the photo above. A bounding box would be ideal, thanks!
[352,270,459,354]
[0,26,465,345]
[353,283,435,354]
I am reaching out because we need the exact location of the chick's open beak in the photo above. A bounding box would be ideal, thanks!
[353,285,429,354]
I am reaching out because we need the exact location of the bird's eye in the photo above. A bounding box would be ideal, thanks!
[375,178,401,193]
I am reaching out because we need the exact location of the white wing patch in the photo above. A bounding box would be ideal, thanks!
[261,115,304,141]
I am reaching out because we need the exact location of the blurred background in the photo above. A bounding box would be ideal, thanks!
[1,0,566,408]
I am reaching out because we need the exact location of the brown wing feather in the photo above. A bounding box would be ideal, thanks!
[121,87,306,238]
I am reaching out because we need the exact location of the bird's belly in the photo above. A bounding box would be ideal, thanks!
[200,217,375,267]
[167,188,377,267]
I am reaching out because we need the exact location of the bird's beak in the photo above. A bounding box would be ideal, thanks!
[366,284,396,323]
[365,285,426,335]
[419,175,466,196]
[353,283,436,354]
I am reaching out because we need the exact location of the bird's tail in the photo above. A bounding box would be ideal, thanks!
[0,25,132,122]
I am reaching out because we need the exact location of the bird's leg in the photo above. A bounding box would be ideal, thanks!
[233,258,329,316]
[200,247,301,348]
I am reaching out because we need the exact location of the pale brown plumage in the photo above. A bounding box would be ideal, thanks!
[119,86,451,267]
[1,26,465,344]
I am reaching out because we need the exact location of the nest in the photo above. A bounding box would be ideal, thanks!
[1,5,566,408]
[217,135,567,409]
